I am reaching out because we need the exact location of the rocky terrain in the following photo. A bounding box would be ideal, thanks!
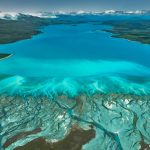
[0,93,150,150]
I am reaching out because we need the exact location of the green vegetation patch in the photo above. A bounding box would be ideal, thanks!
[103,20,150,44]
[0,15,52,44]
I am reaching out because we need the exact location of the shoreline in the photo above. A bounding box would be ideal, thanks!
[0,15,51,45]
[102,20,150,45]
[0,54,12,60]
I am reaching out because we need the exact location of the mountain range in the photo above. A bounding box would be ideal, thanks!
[1,10,150,20]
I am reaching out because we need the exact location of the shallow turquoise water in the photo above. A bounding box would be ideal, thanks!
[0,15,150,95]
[0,15,150,150]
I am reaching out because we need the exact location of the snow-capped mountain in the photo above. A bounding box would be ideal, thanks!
[0,10,150,20]
[0,12,19,20]
[50,10,150,15]
[0,11,57,20]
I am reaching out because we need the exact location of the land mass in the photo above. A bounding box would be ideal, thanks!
[0,53,12,60]
[0,15,52,44]
[102,20,150,44]
[0,14,53,60]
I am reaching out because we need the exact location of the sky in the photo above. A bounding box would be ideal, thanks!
[0,0,150,12]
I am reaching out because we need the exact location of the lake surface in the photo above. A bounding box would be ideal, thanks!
[0,15,150,95]
[1,15,150,150]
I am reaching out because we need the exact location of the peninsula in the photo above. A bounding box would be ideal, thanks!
[103,19,150,44]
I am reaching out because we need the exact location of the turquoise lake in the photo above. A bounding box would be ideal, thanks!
[1,15,150,150]
[0,15,150,95]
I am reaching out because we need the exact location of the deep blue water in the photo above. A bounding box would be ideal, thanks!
[0,15,150,95]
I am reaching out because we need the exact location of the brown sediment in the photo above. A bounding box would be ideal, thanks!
[139,132,150,150]
[139,140,150,150]
[3,128,41,149]
[15,126,96,150]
